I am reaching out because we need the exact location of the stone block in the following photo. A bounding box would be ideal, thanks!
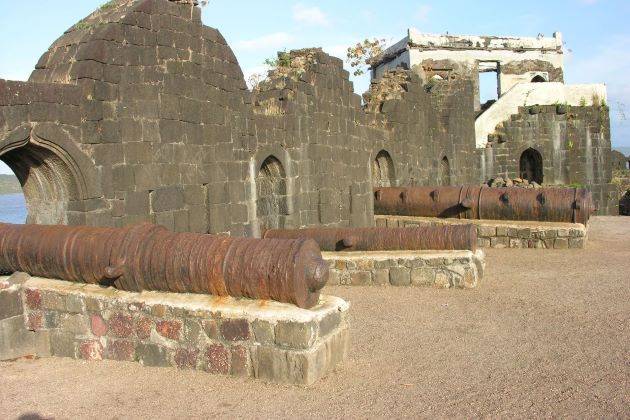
[174,347,199,369]
[252,320,274,345]
[318,311,341,338]
[50,331,77,358]
[0,288,23,320]
[91,314,108,337]
[411,268,435,286]
[350,271,371,286]
[58,314,89,335]
[554,238,569,249]
[156,319,182,341]
[478,225,496,237]
[389,267,411,286]
[137,343,170,367]
[79,340,104,361]
[135,316,153,340]
[372,269,389,285]
[0,316,50,361]
[23,288,42,311]
[108,313,134,338]
[230,345,250,377]
[204,344,230,374]
[220,319,250,342]
[569,238,585,248]
[151,186,185,213]
[275,321,316,349]
[105,339,136,361]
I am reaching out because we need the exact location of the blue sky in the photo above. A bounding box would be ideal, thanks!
[0,0,628,173]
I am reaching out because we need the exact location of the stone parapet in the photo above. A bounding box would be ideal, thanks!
[0,274,350,386]
[376,216,587,249]
[324,250,485,289]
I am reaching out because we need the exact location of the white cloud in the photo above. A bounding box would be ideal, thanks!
[234,32,294,51]
[415,4,432,22]
[292,4,329,26]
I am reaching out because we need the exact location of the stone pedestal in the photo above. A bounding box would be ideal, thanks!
[0,274,349,386]
[377,216,587,249]
[324,250,485,289]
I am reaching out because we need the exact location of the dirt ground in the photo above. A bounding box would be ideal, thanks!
[1,216,628,419]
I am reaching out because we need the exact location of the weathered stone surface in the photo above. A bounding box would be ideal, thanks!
[389,267,411,286]
[275,321,316,349]
[220,319,250,342]
[137,343,170,367]
[156,320,182,340]
[0,316,50,361]
[1,277,349,384]
[108,313,134,338]
[205,344,230,374]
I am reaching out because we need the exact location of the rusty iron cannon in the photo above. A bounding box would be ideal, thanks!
[373,185,595,225]
[263,225,477,252]
[0,222,329,309]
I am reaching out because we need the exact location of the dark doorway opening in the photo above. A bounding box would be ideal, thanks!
[519,148,544,184]
[440,156,451,186]
[531,75,546,83]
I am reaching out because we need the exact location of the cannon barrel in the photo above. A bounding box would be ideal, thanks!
[0,223,328,309]
[263,225,477,252]
[374,186,595,225]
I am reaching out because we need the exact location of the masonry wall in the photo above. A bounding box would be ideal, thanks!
[477,104,617,214]
[0,0,617,235]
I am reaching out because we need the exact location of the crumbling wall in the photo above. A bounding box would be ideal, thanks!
[0,0,617,234]
[478,104,617,214]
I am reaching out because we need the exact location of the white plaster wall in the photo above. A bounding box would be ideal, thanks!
[475,82,608,148]
[500,71,549,93]
[408,29,562,51]
[373,49,410,79]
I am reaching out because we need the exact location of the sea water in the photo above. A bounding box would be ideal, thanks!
[0,193,27,224]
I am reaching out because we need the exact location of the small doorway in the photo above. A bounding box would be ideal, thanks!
[519,148,544,184]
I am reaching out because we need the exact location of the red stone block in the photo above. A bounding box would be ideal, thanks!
[79,340,104,361]
[156,320,182,340]
[219,319,250,342]
[108,312,134,338]
[106,339,136,361]
[230,345,250,377]
[90,314,108,337]
[24,288,42,310]
[26,312,43,331]
[135,316,153,340]
[174,348,199,369]
[205,344,230,374]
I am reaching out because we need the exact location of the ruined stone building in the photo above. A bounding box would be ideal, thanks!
[0,0,617,237]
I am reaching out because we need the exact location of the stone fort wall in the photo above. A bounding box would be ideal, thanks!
[0,0,617,235]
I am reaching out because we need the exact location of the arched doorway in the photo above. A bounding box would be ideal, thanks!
[372,150,395,188]
[519,148,544,184]
[1,143,81,224]
[256,155,288,231]
[531,75,546,83]
[440,156,451,186]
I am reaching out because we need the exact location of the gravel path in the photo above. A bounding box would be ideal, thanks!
[1,216,628,419]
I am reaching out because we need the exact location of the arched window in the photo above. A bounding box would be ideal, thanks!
[1,143,80,224]
[372,150,395,188]
[440,156,451,186]
[519,148,544,184]
[531,75,546,83]
[256,156,288,230]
